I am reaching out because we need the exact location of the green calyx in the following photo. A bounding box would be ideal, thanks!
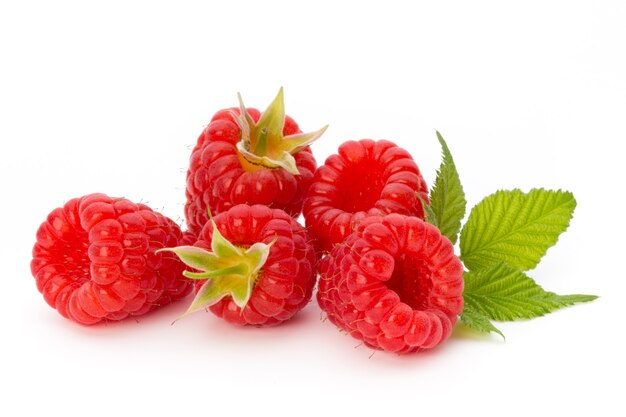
[158,223,274,321]
[233,87,328,175]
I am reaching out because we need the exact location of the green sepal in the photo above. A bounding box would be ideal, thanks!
[253,88,286,150]
[180,270,253,321]
[232,88,328,175]
[210,223,242,258]
[182,264,250,280]
[156,246,227,271]
[162,221,274,322]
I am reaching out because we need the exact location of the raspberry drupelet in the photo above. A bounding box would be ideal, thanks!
[30,193,193,325]
[317,213,464,353]
[303,139,429,254]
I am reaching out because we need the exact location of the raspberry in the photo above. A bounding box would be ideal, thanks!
[184,88,327,237]
[164,204,317,326]
[30,193,193,325]
[317,213,464,353]
[303,139,429,253]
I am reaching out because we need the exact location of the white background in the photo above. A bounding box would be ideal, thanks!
[1,1,624,416]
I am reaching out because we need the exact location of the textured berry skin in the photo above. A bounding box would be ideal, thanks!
[317,214,464,353]
[30,193,193,325]
[191,204,317,326]
[184,107,317,238]
[303,139,428,254]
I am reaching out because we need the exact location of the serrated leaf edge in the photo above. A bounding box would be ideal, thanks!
[428,131,466,245]
[459,188,577,271]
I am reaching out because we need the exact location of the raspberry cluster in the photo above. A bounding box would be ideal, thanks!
[31,194,193,324]
[190,204,316,326]
[317,214,463,353]
[30,88,464,355]
[184,107,317,238]
[303,139,429,253]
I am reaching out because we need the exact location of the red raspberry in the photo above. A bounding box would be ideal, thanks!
[30,193,193,325]
[164,204,317,326]
[303,139,429,253]
[184,88,327,237]
[317,214,464,353]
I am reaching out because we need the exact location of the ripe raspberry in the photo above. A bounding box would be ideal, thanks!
[303,139,429,253]
[184,88,327,237]
[164,204,317,326]
[317,213,464,353]
[30,193,193,325]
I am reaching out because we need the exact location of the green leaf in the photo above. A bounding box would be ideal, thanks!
[460,188,576,271]
[417,194,438,226]
[459,304,504,338]
[428,131,466,244]
[463,263,597,322]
